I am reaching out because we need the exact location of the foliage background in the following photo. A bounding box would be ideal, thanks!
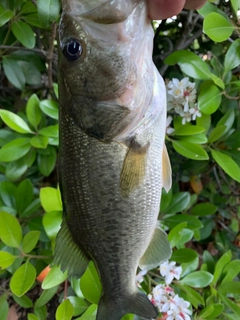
[0,0,240,319]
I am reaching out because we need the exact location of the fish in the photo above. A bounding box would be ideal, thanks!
[55,0,172,319]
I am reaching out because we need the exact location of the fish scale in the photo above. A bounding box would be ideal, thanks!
[56,1,172,319]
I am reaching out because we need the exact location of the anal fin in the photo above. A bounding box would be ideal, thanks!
[139,221,172,270]
[120,141,149,197]
[54,219,89,277]
[162,143,172,193]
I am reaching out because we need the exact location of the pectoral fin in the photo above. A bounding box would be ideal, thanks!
[139,221,172,270]
[54,219,89,277]
[120,141,149,197]
[162,144,172,193]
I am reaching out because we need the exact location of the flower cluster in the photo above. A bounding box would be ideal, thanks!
[167,77,202,125]
[136,261,192,320]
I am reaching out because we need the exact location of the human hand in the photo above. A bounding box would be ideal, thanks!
[148,0,207,20]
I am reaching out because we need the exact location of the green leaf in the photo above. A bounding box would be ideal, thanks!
[219,293,240,316]
[80,261,102,304]
[165,214,203,231]
[172,140,209,160]
[168,222,187,247]
[191,203,217,216]
[162,192,190,215]
[39,100,58,120]
[23,13,43,28]
[178,284,204,308]
[31,135,48,149]
[26,94,42,129]
[225,130,240,148]
[19,61,42,86]
[42,265,68,289]
[164,50,211,79]
[180,271,213,287]
[221,260,240,284]
[76,304,97,320]
[6,158,28,181]
[180,134,208,144]
[198,83,222,114]
[171,227,193,247]
[0,211,22,248]
[171,248,198,263]
[173,125,205,136]
[0,138,32,162]
[40,187,62,212]
[230,0,240,14]
[37,146,57,176]
[22,231,40,253]
[13,294,33,308]
[0,6,13,27]
[203,12,234,42]
[0,294,8,320]
[204,304,224,320]
[198,2,219,17]
[12,21,35,49]
[2,57,25,90]
[0,251,17,269]
[28,314,39,320]
[67,296,88,317]
[22,198,41,217]
[39,125,58,138]
[208,125,227,143]
[56,299,74,320]
[42,210,62,239]
[210,73,225,89]
[34,305,47,320]
[35,286,59,308]
[198,304,222,319]
[0,109,33,133]
[219,282,240,295]
[0,181,16,207]
[10,261,36,297]
[37,0,60,25]
[211,149,240,182]
[197,113,211,135]
[212,250,232,285]
[16,179,33,214]
[224,39,240,71]
[53,83,59,99]
[160,188,172,211]
[217,109,235,133]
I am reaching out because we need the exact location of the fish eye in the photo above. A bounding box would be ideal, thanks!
[63,39,83,62]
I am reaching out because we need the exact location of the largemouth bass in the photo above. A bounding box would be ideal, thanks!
[55,0,172,319]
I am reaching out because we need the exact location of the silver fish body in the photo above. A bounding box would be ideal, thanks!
[56,1,172,319]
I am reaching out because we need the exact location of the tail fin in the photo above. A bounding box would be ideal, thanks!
[97,291,158,320]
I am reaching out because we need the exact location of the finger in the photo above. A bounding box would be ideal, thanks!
[184,0,207,10]
[148,0,185,20]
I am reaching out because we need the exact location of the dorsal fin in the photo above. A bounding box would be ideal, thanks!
[162,143,172,193]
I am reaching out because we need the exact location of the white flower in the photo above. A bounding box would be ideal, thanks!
[135,269,147,287]
[166,295,192,320]
[181,113,192,125]
[189,106,202,121]
[166,77,201,125]
[160,261,182,285]
[166,116,175,135]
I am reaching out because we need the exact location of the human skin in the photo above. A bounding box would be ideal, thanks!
[148,0,207,20]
